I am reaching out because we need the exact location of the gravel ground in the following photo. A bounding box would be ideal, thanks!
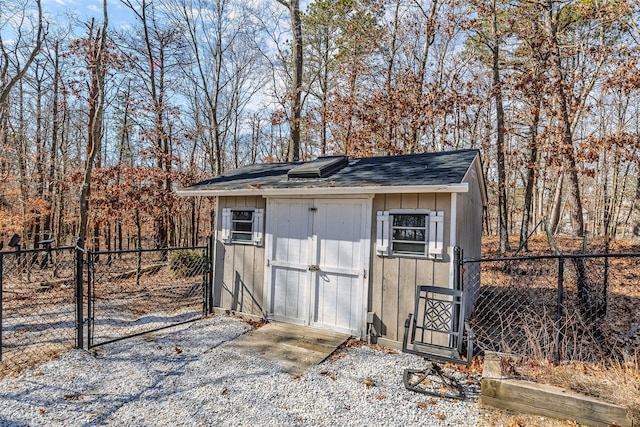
[0,315,484,426]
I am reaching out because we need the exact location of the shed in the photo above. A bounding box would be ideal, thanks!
[178,149,486,349]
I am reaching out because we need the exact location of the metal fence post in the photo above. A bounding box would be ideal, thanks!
[602,241,609,317]
[206,234,214,315]
[554,256,565,364]
[0,252,3,362]
[453,246,462,292]
[86,249,93,349]
[75,238,84,349]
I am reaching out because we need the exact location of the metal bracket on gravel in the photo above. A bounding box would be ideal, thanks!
[402,362,465,399]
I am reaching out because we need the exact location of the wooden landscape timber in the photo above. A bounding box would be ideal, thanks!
[480,352,636,427]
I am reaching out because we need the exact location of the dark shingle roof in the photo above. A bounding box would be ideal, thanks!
[182,149,480,193]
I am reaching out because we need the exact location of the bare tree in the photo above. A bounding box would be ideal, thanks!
[78,1,108,243]
[0,0,44,111]
[275,0,302,161]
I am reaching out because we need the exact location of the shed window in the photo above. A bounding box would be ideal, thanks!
[392,214,427,255]
[376,210,444,258]
[231,210,254,243]
[221,208,264,246]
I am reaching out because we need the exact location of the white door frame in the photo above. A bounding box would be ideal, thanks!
[264,196,372,337]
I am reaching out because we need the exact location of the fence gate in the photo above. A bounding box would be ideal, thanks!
[87,246,210,348]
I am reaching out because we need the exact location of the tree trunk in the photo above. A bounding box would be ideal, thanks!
[276,0,303,161]
[409,0,439,153]
[519,96,541,251]
[79,6,108,243]
[544,1,584,237]
[492,0,510,253]
[549,171,564,234]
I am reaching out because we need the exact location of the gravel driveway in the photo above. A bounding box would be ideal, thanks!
[0,315,483,426]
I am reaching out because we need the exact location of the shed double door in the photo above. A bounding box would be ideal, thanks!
[266,198,369,335]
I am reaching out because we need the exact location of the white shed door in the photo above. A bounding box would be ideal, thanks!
[267,198,369,335]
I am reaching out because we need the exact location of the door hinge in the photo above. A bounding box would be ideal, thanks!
[363,269,367,279]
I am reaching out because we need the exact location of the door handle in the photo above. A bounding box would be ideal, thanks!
[308,264,320,271]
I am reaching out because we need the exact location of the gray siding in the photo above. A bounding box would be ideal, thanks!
[213,196,266,317]
[369,193,452,346]
[457,161,484,310]
[457,161,483,260]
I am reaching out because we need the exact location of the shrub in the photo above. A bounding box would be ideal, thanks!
[169,250,206,278]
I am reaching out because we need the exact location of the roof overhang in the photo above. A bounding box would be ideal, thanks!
[176,183,470,197]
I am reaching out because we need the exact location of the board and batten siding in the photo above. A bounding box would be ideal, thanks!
[457,160,484,313]
[370,192,452,348]
[213,196,267,318]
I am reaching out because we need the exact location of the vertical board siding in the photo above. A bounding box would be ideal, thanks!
[397,193,418,344]
[382,193,402,342]
[459,163,484,313]
[370,193,452,344]
[371,196,386,337]
[217,196,266,317]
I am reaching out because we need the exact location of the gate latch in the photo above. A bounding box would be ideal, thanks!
[308,264,320,271]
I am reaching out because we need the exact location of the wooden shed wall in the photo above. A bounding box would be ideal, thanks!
[213,196,267,317]
[457,161,484,313]
[369,193,452,347]
[457,162,484,260]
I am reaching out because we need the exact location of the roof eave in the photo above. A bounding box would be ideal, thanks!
[176,183,470,197]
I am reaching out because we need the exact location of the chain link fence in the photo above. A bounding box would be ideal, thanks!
[87,247,209,348]
[0,247,79,376]
[464,251,640,363]
[1,241,213,376]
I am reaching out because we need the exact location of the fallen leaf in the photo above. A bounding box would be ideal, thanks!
[320,371,336,381]
[433,413,446,420]
[63,394,82,401]
[33,371,44,377]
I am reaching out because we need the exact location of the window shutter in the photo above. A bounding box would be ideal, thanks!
[221,208,232,244]
[376,211,390,256]
[252,208,264,246]
[428,211,444,258]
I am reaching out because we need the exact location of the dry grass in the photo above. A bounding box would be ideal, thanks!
[477,407,586,427]
[499,354,640,422]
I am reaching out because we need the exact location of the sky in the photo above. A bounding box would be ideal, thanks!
[41,0,135,29]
